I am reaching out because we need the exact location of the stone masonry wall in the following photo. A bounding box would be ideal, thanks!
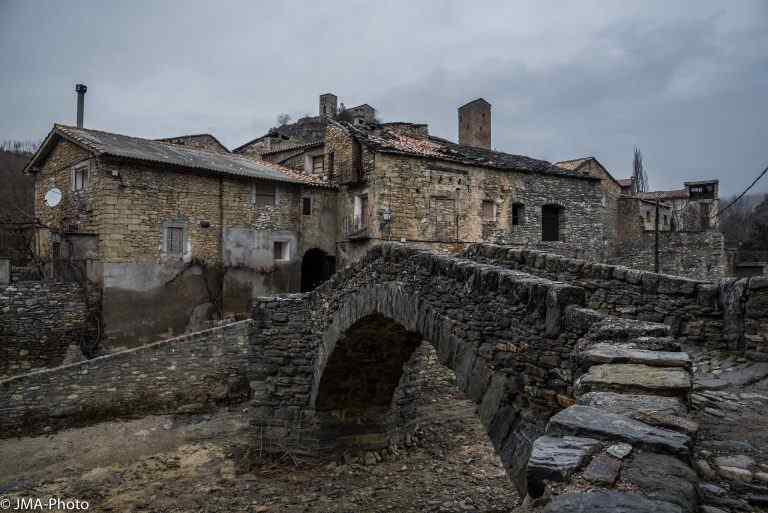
[465,244,767,356]
[0,281,96,380]
[611,229,726,280]
[33,140,101,259]
[0,320,254,438]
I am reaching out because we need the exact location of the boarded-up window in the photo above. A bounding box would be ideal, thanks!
[430,196,456,241]
[482,200,496,222]
[303,197,312,215]
[312,155,324,174]
[166,226,184,255]
[252,182,276,207]
[512,203,524,226]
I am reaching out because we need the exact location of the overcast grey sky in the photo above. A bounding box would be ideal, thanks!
[1,1,766,195]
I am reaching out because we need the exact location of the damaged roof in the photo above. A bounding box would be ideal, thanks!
[333,120,596,179]
[26,125,332,188]
[639,189,691,200]
[233,116,328,154]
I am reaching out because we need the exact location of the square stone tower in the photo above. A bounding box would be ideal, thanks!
[458,98,491,149]
[320,93,338,118]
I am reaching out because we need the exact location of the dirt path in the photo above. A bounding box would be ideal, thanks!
[0,347,519,513]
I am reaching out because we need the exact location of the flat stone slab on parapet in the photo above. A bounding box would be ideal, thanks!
[590,318,670,342]
[547,405,691,456]
[577,364,691,397]
[526,435,601,496]
[622,452,699,512]
[577,391,687,417]
[580,343,690,368]
[694,362,768,391]
[544,490,684,513]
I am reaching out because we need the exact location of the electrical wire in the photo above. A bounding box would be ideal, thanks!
[716,163,768,216]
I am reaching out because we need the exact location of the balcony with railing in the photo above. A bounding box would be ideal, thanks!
[342,213,370,240]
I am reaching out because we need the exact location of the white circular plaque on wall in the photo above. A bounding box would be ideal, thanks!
[44,188,62,208]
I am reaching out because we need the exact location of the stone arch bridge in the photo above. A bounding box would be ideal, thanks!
[253,244,697,511]
[2,243,704,512]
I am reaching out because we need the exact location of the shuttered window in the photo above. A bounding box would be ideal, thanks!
[312,155,324,174]
[252,182,276,207]
[166,226,184,255]
[482,200,496,222]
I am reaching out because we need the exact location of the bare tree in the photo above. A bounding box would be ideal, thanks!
[631,147,649,194]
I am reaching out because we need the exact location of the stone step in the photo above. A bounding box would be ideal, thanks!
[579,343,690,368]
[547,405,691,456]
[577,391,687,417]
[526,435,601,497]
[576,364,691,397]
[544,490,685,513]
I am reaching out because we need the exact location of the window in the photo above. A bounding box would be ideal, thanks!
[542,205,563,241]
[312,155,324,174]
[72,165,88,191]
[482,200,496,222]
[273,240,289,262]
[166,226,184,256]
[303,197,312,215]
[50,242,61,259]
[512,203,524,226]
[700,203,711,230]
[328,152,335,175]
[252,182,276,207]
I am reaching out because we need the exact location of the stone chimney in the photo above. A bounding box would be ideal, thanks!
[75,83,87,128]
[319,93,338,119]
[458,98,491,149]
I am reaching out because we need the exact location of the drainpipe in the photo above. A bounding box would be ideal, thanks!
[219,176,224,319]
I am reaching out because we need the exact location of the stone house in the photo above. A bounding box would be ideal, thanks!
[322,100,609,266]
[23,92,728,349]
[25,124,336,348]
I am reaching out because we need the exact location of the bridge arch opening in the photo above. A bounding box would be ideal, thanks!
[314,313,423,450]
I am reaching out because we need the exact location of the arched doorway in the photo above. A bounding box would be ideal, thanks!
[301,248,336,292]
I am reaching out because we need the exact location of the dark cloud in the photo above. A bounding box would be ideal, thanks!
[1,0,766,195]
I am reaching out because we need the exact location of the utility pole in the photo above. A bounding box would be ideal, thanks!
[654,198,660,273]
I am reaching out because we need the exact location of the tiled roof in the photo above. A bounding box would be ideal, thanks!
[260,140,324,156]
[31,125,332,188]
[155,133,230,153]
[336,121,595,179]
[233,116,327,153]
[555,158,591,172]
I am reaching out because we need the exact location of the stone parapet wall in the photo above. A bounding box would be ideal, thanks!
[463,243,767,355]
[0,281,97,379]
[0,320,253,438]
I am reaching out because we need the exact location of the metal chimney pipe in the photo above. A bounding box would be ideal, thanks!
[75,83,87,128]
